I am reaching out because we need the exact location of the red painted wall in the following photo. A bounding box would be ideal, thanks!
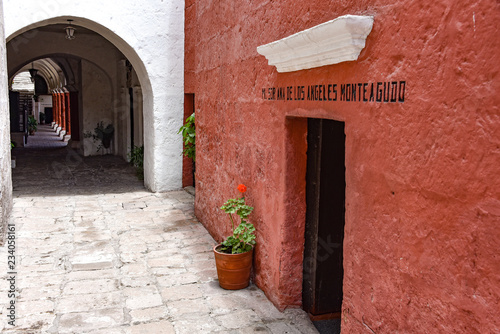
[185,0,500,332]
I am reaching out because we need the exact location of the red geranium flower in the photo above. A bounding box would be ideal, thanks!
[237,184,247,193]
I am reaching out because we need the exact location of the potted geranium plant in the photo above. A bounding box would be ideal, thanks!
[214,184,256,290]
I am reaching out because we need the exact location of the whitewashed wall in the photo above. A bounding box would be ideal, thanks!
[3,0,185,192]
[0,0,13,245]
[81,60,114,156]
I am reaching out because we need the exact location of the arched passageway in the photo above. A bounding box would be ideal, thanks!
[7,19,147,186]
[7,24,143,158]
[4,7,184,192]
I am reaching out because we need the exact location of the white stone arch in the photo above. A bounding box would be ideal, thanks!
[3,1,184,192]
[10,57,68,92]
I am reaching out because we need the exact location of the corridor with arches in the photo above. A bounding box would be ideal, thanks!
[7,20,145,161]
[2,124,318,334]
[10,124,142,196]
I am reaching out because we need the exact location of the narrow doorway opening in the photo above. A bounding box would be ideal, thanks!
[303,118,345,333]
[182,93,195,187]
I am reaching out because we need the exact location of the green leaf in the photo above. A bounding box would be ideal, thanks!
[178,113,195,160]
[220,190,256,253]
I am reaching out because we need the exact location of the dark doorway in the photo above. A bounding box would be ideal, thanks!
[303,118,345,331]
[44,107,53,124]
[183,93,195,187]
[9,91,20,132]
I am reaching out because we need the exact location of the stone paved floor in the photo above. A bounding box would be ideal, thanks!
[0,129,318,333]
[23,124,69,149]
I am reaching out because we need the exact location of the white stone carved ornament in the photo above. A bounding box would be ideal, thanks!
[257,15,374,72]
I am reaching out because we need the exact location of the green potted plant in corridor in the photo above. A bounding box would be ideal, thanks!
[28,115,37,135]
[84,122,114,152]
[128,145,144,180]
[214,184,256,290]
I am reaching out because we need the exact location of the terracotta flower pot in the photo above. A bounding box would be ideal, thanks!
[213,244,253,290]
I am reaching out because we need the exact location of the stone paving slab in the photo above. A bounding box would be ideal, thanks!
[0,144,318,333]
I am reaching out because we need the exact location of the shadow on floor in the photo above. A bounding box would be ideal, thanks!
[313,318,341,334]
[11,146,144,197]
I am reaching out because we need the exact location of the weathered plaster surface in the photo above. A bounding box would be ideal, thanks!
[4,0,185,192]
[187,0,500,332]
[0,0,13,246]
[81,60,114,156]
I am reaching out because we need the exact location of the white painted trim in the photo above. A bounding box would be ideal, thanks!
[257,15,374,73]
